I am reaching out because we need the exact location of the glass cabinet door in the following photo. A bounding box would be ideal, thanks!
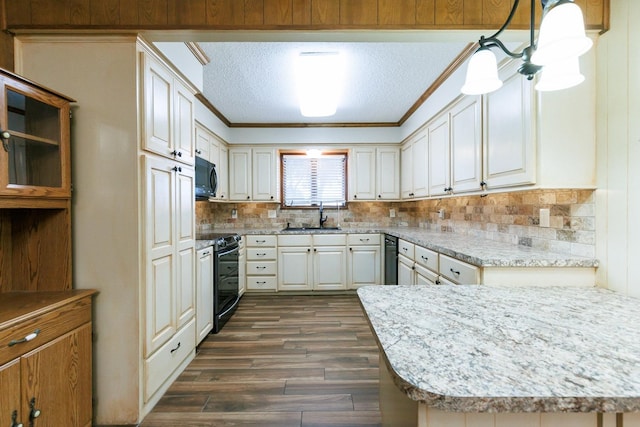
[0,73,72,198]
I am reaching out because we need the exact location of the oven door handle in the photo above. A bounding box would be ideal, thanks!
[217,296,240,318]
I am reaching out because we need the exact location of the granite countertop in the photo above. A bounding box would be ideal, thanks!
[196,227,597,268]
[357,285,640,413]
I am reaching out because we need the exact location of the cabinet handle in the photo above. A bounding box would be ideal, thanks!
[421,256,428,261]
[257,281,266,284]
[256,266,266,270]
[402,247,407,252]
[0,129,10,152]
[359,238,369,242]
[256,240,266,244]
[195,149,202,155]
[29,398,41,422]
[171,150,183,158]
[8,329,40,347]
[257,253,266,257]
[170,342,181,354]
[450,268,461,276]
[11,409,22,427]
[172,166,182,172]
[200,251,210,257]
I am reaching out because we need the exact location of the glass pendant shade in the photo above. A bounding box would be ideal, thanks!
[535,57,585,91]
[531,1,593,66]
[461,49,503,95]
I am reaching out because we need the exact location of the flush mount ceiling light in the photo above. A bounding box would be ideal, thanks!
[461,0,592,95]
[295,52,344,117]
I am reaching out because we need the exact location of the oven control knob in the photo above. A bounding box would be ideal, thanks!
[216,238,227,248]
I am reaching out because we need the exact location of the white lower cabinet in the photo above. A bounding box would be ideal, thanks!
[439,254,480,284]
[196,246,214,344]
[347,234,382,289]
[246,235,277,291]
[398,253,416,286]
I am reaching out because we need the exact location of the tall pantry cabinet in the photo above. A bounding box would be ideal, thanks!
[15,36,197,424]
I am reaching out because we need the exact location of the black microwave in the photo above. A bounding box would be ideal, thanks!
[195,156,217,200]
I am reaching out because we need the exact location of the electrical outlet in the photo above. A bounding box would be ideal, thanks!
[540,208,550,227]
[268,209,277,218]
[231,209,238,219]
[438,209,445,219]
[389,209,396,218]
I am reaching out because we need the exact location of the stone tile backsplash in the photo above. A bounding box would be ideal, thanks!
[196,189,595,258]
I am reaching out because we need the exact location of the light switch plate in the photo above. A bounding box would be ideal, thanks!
[268,209,277,218]
[540,208,550,227]
[231,209,238,219]
[389,209,396,218]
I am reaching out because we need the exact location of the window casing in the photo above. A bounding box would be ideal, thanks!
[280,152,347,208]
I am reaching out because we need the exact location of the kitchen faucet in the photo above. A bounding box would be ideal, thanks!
[319,202,328,228]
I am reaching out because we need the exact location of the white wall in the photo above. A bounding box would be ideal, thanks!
[596,0,640,298]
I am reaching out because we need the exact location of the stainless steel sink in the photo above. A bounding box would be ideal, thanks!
[281,226,341,231]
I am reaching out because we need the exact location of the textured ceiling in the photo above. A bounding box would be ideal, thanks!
[198,41,470,125]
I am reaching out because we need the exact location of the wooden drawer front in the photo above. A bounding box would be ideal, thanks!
[245,235,277,247]
[144,318,195,402]
[247,248,277,260]
[278,234,312,246]
[0,297,92,365]
[313,234,347,246]
[415,264,439,285]
[347,233,380,246]
[398,239,415,260]
[439,255,480,284]
[415,246,438,272]
[246,276,277,290]
[246,261,277,275]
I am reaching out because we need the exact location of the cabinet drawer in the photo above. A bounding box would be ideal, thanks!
[415,245,438,272]
[247,248,277,260]
[313,234,346,246]
[278,234,312,246]
[398,239,415,260]
[246,235,277,247]
[246,260,277,275]
[347,233,380,246]
[415,263,439,285]
[246,276,277,290]
[144,318,195,402]
[439,254,480,284]
[0,297,92,366]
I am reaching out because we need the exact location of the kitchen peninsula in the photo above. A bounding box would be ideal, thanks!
[358,285,640,427]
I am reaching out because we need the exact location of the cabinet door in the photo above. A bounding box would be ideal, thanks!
[412,132,429,198]
[252,148,277,201]
[278,247,312,291]
[143,155,176,356]
[21,324,92,427]
[348,245,381,289]
[142,54,173,159]
[400,142,413,199]
[229,148,251,201]
[176,166,195,329]
[428,114,450,196]
[351,147,376,200]
[376,148,400,200]
[218,144,229,200]
[0,359,21,427]
[483,61,536,188]
[450,96,482,193]
[196,247,214,344]
[0,75,71,198]
[314,246,347,290]
[173,80,195,166]
[195,124,210,160]
[238,243,246,296]
[397,255,415,286]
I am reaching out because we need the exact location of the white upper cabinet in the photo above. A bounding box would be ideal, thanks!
[450,95,483,193]
[194,122,228,201]
[218,144,229,200]
[483,60,536,188]
[142,53,195,166]
[401,131,428,199]
[376,147,400,200]
[229,148,252,201]
[427,114,450,197]
[351,146,399,201]
[252,148,278,201]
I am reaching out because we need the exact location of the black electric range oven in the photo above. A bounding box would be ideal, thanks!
[201,233,241,333]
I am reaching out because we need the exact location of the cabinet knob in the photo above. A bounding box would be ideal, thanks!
[354,194,358,199]
[11,409,22,427]
[247,196,250,200]
[378,195,381,198]
[29,398,41,422]
[171,150,183,158]
[270,196,274,200]
[313,248,317,252]
[307,248,311,252]
[0,129,10,152]
[172,166,182,172]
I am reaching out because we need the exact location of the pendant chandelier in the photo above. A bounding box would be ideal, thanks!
[461,0,592,95]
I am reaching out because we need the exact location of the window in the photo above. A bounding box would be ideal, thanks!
[281,152,347,208]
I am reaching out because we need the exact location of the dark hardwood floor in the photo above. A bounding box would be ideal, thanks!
[141,294,382,427]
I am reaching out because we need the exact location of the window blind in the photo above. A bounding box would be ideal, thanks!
[282,153,346,207]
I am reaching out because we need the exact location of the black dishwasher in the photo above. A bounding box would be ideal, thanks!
[384,234,398,285]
